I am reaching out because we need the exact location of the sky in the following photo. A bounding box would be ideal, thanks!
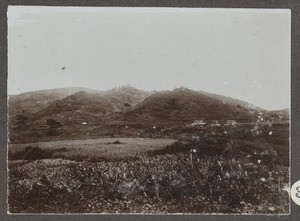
[7,6,290,110]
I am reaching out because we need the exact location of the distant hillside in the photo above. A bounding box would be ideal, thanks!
[199,91,264,111]
[8,86,290,143]
[98,85,151,112]
[29,86,150,122]
[267,108,289,121]
[31,91,113,123]
[9,86,152,125]
[8,87,101,117]
[120,88,262,125]
[9,86,288,126]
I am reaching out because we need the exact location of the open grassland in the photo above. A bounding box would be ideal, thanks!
[8,138,175,161]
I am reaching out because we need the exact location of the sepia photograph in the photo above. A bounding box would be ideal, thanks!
[7,6,290,214]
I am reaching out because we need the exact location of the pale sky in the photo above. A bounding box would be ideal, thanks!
[7,6,290,110]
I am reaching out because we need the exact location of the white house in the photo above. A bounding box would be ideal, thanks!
[191,120,206,127]
[211,120,221,127]
[224,120,238,127]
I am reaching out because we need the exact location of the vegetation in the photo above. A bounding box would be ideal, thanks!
[8,126,289,214]
[15,114,28,129]
[8,151,289,214]
[8,87,289,143]
[47,119,62,136]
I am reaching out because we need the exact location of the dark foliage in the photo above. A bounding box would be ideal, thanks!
[47,119,62,136]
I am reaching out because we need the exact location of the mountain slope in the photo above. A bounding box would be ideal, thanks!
[8,87,101,118]
[98,85,151,111]
[199,91,264,111]
[20,86,151,124]
[33,91,112,118]
[120,88,262,125]
[9,86,278,127]
[8,86,290,143]
[267,108,289,121]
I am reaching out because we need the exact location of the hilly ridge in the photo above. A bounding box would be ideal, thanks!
[8,86,288,143]
[28,86,152,124]
[34,91,113,118]
[8,87,101,117]
[199,90,263,111]
[120,88,261,125]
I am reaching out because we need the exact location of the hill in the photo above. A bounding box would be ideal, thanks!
[267,108,289,121]
[120,87,261,125]
[8,87,101,118]
[98,85,151,112]
[8,86,289,143]
[199,90,264,111]
[9,86,151,126]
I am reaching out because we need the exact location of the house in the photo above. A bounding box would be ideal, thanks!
[224,120,238,127]
[191,120,206,127]
[211,120,221,127]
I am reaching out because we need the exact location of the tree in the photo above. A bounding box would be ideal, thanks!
[46,119,62,136]
[15,114,28,129]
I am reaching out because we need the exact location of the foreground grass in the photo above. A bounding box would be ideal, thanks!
[8,151,289,214]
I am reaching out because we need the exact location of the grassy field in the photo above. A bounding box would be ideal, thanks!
[8,138,175,161]
[8,123,290,214]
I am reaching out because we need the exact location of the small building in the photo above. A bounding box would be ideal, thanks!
[224,120,238,127]
[211,120,221,127]
[191,120,206,127]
